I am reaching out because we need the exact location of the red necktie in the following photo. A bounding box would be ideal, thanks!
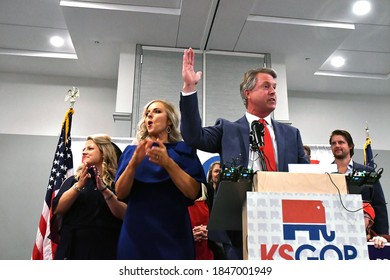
[259,119,277,171]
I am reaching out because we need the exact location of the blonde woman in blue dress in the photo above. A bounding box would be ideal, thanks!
[115,99,206,259]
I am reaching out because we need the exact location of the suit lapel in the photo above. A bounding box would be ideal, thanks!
[237,116,250,166]
[272,119,284,171]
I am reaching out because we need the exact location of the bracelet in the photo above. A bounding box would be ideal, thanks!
[72,183,84,192]
[105,193,114,201]
[98,186,107,192]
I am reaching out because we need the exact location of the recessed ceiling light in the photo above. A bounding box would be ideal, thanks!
[352,1,371,16]
[330,56,345,68]
[50,36,65,47]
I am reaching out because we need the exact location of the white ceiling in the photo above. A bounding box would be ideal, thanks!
[1,0,389,96]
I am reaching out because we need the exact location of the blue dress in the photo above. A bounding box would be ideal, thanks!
[115,141,206,260]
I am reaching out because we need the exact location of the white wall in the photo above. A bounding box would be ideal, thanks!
[0,72,131,138]
[288,90,390,150]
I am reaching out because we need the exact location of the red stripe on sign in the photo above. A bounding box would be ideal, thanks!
[282,200,326,223]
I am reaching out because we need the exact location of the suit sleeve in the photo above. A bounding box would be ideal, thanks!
[179,92,222,153]
[356,163,389,234]
[370,180,389,234]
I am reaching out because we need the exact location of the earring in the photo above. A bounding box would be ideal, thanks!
[167,126,172,134]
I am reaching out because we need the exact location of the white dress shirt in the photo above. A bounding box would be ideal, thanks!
[245,112,278,171]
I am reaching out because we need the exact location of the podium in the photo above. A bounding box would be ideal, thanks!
[244,171,350,259]
[252,171,348,194]
[208,171,369,260]
[208,172,348,229]
[208,181,252,231]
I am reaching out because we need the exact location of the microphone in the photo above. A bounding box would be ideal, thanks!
[250,120,265,151]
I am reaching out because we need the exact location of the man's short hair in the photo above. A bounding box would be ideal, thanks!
[329,129,355,157]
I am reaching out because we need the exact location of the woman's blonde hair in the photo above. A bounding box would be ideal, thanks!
[75,134,118,187]
[136,99,181,143]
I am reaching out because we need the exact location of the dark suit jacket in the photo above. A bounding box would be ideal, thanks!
[180,92,309,260]
[180,92,309,171]
[353,161,389,234]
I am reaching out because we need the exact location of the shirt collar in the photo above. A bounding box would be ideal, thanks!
[332,159,354,174]
[346,159,354,175]
[245,112,272,127]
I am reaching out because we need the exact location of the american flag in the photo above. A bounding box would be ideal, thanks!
[32,108,74,260]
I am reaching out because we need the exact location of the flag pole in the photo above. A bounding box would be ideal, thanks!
[365,121,370,139]
[64,87,79,144]
[364,121,374,167]
[32,88,79,260]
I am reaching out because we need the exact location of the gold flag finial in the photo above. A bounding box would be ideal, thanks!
[64,87,80,108]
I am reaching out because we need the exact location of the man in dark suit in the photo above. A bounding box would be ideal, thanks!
[329,129,389,235]
[180,48,309,259]
[180,48,308,171]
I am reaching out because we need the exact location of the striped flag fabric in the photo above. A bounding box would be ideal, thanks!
[31,108,74,260]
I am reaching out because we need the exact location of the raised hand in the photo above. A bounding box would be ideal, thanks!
[182,48,202,93]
